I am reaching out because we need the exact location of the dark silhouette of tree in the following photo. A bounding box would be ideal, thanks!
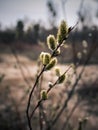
[32,23,39,44]
[24,23,40,44]
[16,20,24,41]
[0,29,15,44]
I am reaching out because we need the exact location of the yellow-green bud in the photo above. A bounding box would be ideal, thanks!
[45,58,57,70]
[40,52,51,65]
[55,67,61,77]
[41,90,47,100]
[54,48,61,56]
[57,74,65,84]
[39,52,44,61]
[57,20,68,44]
[47,35,57,51]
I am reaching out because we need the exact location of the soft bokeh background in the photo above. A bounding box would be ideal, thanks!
[0,0,98,130]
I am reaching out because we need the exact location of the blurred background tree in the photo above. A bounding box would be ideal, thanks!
[16,20,24,41]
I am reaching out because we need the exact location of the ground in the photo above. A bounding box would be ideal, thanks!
[0,46,98,130]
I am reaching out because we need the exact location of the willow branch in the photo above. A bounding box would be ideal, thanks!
[30,65,72,120]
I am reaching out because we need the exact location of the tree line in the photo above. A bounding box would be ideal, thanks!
[0,20,98,45]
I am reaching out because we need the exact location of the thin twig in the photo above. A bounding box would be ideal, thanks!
[30,65,72,120]
[38,71,44,130]
[61,101,80,130]
[26,65,46,130]
[10,46,31,87]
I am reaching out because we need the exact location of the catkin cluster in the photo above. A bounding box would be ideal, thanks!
[39,20,69,100]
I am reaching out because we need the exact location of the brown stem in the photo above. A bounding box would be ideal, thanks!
[26,65,46,130]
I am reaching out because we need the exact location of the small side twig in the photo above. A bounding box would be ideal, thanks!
[30,65,72,120]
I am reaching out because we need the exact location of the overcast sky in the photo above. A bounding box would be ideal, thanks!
[0,0,97,29]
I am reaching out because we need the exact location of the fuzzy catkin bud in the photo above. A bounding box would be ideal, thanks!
[57,20,68,44]
[57,74,65,84]
[39,52,44,61]
[43,53,51,65]
[45,58,57,70]
[55,67,60,77]
[47,35,57,51]
[40,52,51,65]
[41,90,47,100]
